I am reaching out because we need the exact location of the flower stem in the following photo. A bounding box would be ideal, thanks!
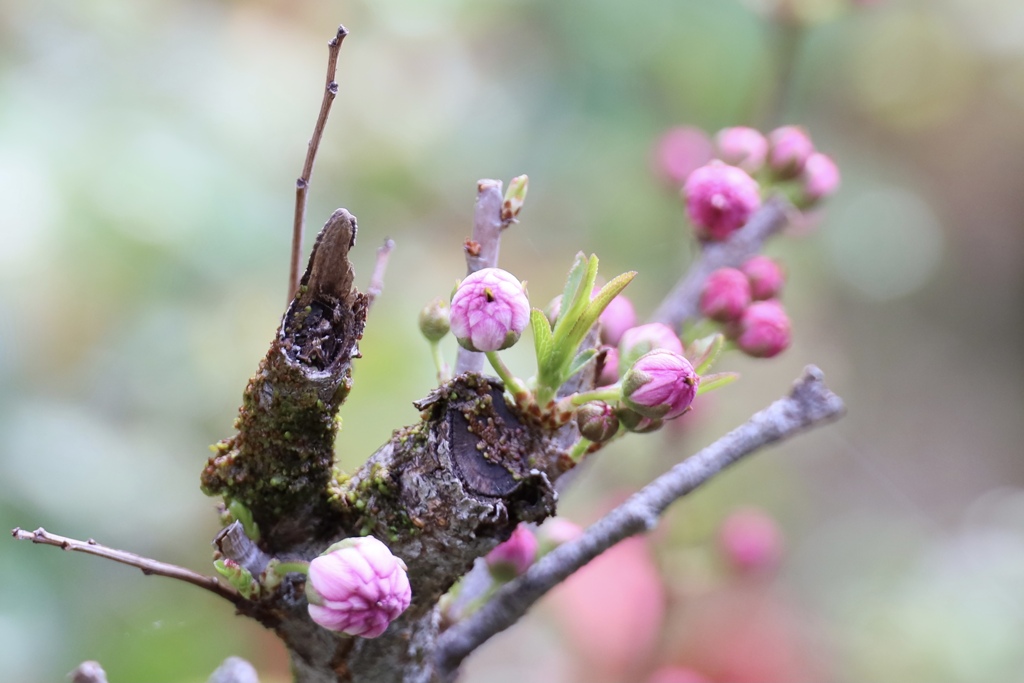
[569,438,592,462]
[485,351,528,398]
[430,341,451,384]
[565,385,622,407]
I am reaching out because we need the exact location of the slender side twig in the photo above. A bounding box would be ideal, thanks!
[454,179,506,375]
[11,527,243,606]
[649,196,793,331]
[434,365,845,677]
[366,238,396,311]
[288,25,349,303]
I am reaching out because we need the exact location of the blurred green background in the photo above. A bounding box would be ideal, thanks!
[2,0,1023,681]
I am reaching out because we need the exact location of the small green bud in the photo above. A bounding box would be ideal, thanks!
[501,174,529,222]
[418,298,450,342]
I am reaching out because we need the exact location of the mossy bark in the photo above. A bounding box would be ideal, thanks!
[202,209,579,682]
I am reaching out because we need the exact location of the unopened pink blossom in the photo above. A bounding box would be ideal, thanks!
[699,268,752,323]
[654,126,714,186]
[597,346,619,387]
[449,267,530,352]
[767,126,814,179]
[598,293,637,346]
[622,349,699,420]
[647,666,712,683]
[714,126,768,173]
[618,322,684,370]
[486,524,538,579]
[683,161,762,242]
[740,255,785,301]
[306,537,411,638]
[576,401,620,443]
[539,518,584,547]
[719,508,783,573]
[735,300,791,358]
[800,152,841,204]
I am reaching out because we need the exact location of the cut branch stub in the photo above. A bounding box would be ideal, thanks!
[201,209,368,552]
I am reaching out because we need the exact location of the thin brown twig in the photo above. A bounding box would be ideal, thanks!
[289,25,349,303]
[11,527,244,606]
[366,238,396,311]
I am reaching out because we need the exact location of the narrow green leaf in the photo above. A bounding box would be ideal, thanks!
[531,308,554,370]
[690,333,725,375]
[565,348,598,380]
[555,253,589,330]
[696,372,739,395]
[571,270,637,342]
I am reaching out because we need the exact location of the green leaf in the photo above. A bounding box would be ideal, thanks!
[689,333,725,375]
[572,270,637,342]
[565,348,598,379]
[555,253,588,330]
[531,308,554,369]
[696,372,739,395]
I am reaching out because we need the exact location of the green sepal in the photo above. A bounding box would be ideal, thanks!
[696,372,739,395]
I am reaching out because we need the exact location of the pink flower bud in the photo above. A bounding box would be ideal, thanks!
[306,537,412,638]
[486,524,538,580]
[683,161,762,242]
[449,267,530,352]
[596,346,619,387]
[598,293,637,347]
[618,322,684,372]
[718,508,783,573]
[648,666,712,683]
[621,350,699,420]
[699,268,752,323]
[735,300,791,358]
[740,255,785,301]
[767,126,814,179]
[539,518,584,547]
[800,152,841,204]
[576,401,620,443]
[654,126,714,186]
[714,126,768,173]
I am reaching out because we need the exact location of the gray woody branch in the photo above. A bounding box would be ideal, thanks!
[434,365,845,677]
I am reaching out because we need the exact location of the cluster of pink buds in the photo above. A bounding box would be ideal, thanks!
[660,124,840,243]
[699,256,791,358]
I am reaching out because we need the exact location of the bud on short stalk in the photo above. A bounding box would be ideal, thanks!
[767,126,814,179]
[683,161,763,242]
[486,524,538,582]
[617,406,665,434]
[575,401,620,443]
[305,537,412,638]
[449,267,530,352]
[621,350,699,420]
[418,297,450,342]
[799,152,841,205]
[735,300,792,358]
[618,322,684,373]
[740,256,785,301]
[714,126,768,173]
[699,268,752,323]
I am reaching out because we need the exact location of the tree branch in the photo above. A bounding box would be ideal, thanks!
[366,238,396,311]
[434,365,845,677]
[454,179,506,376]
[11,527,243,606]
[289,25,349,303]
[649,196,793,331]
